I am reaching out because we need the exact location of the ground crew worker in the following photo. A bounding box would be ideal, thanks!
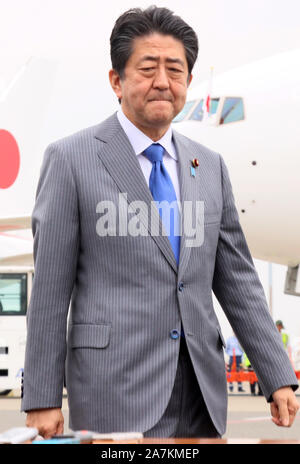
[226,333,245,393]
[243,353,263,396]
[276,320,289,350]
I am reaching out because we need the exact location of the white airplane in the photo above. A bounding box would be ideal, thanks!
[172,48,300,296]
[0,49,299,293]
[0,57,57,264]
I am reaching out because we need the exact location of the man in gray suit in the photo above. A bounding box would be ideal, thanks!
[23,6,299,438]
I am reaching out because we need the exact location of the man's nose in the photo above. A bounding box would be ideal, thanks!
[153,66,169,89]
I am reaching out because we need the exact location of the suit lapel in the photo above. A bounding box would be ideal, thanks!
[94,113,178,273]
[173,130,207,280]
[172,130,200,279]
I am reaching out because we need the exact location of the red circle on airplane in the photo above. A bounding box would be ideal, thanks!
[0,129,20,189]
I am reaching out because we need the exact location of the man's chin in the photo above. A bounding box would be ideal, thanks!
[145,111,175,127]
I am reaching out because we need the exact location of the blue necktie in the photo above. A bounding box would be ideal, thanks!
[144,143,181,265]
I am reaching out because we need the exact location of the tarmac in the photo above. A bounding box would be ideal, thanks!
[1,382,299,440]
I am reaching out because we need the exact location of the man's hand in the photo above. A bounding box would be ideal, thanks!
[26,408,64,438]
[270,387,299,427]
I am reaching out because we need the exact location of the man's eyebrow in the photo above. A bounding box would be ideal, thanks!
[139,56,185,67]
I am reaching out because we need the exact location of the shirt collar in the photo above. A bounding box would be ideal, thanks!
[117,107,177,161]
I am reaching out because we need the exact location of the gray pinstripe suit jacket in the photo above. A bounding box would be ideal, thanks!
[21,112,298,435]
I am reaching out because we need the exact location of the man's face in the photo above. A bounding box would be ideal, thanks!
[109,33,192,135]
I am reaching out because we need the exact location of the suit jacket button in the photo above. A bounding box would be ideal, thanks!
[170,329,180,340]
[178,282,184,292]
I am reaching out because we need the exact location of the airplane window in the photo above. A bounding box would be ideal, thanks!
[173,100,196,122]
[189,99,204,121]
[220,97,244,125]
[208,98,219,115]
[189,98,219,121]
[0,274,27,316]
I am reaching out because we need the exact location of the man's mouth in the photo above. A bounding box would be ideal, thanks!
[148,98,172,102]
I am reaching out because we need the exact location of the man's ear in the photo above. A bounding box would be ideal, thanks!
[109,69,122,101]
[187,73,193,87]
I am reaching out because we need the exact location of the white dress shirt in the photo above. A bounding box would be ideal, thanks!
[117,108,181,202]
